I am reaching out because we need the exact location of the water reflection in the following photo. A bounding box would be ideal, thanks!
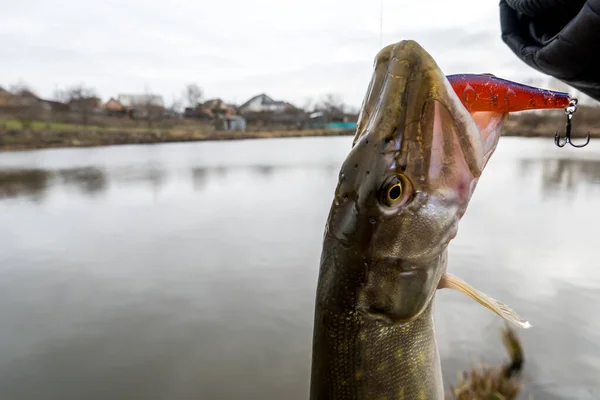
[191,167,207,191]
[7,156,597,204]
[0,169,50,202]
[0,163,340,202]
[112,164,167,187]
[252,165,274,176]
[0,167,109,200]
[57,167,107,196]
[519,158,600,198]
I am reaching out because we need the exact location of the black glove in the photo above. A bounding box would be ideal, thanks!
[500,0,600,102]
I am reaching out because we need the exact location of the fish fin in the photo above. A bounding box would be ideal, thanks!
[438,273,531,329]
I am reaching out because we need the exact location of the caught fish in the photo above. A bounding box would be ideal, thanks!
[308,40,563,400]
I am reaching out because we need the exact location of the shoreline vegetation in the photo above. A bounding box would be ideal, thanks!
[2,108,599,151]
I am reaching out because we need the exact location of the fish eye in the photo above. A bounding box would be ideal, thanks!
[388,183,402,200]
[379,174,412,207]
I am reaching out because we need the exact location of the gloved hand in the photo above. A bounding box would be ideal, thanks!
[500,0,600,102]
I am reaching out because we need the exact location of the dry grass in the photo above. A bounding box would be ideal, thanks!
[447,326,526,400]
[0,125,354,151]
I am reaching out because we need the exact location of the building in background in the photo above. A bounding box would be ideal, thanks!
[238,93,307,127]
[184,98,237,120]
[117,94,165,119]
[104,98,125,116]
[214,115,247,131]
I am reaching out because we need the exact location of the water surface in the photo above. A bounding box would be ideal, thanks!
[1,137,599,399]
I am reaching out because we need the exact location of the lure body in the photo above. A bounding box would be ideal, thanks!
[447,74,571,113]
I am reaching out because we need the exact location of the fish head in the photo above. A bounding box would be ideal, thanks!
[328,40,507,325]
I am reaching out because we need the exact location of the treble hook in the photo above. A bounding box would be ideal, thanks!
[554,98,591,148]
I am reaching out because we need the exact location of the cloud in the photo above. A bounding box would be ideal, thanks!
[0,0,562,107]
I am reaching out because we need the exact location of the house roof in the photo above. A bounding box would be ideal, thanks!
[68,96,101,104]
[195,98,237,118]
[239,93,291,110]
[0,89,40,107]
[202,98,236,110]
[14,89,39,99]
[104,98,124,110]
[41,99,70,111]
[203,98,225,108]
[42,99,66,106]
[0,87,12,103]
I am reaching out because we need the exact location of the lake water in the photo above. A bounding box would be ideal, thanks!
[1,136,599,399]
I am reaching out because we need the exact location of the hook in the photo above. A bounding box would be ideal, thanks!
[554,98,591,148]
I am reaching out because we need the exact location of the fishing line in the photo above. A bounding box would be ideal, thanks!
[380,0,383,48]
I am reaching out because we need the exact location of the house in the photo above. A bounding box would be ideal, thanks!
[214,115,246,131]
[0,86,11,108]
[41,99,70,113]
[0,87,72,119]
[238,93,306,126]
[238,93,293,114]
[13,89,40,107]
[203,98,237,116]
[184,98,237,120]
[0,88,45,119]
[305,110,358,130]
[184,105,212,119]
[117,94,165,119]
[104,98,125,115]
[0,89,40,109]
[68,96,102,114]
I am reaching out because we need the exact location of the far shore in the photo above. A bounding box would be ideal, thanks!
[1,117,599,152]
[0,127,355,151]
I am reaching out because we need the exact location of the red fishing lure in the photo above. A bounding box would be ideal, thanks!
[446,74,571,113]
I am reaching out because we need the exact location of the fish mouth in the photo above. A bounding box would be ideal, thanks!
[352,40,507,205]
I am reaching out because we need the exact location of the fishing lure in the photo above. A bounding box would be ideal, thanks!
[447,74,590,148]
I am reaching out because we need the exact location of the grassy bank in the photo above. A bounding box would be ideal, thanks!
[0,126,354,151]
[1,108,599,151]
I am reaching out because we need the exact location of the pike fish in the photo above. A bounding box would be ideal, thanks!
[308,40,560,400]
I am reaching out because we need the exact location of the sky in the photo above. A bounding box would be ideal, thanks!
[0,0,584,109]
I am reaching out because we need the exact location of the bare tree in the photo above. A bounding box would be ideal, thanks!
[52,86,69,103]
[140,86,164,130]
[10,80,33,95]
[168,95,184,115]
[9,81,42,128]
[56,84,99,126]
[316,93,347,122]
[317,93,346,113]
[184,83,203,108]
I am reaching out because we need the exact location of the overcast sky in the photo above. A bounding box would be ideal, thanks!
[1,0,570,108]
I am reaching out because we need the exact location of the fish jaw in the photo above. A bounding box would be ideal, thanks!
[328,40,508,325]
